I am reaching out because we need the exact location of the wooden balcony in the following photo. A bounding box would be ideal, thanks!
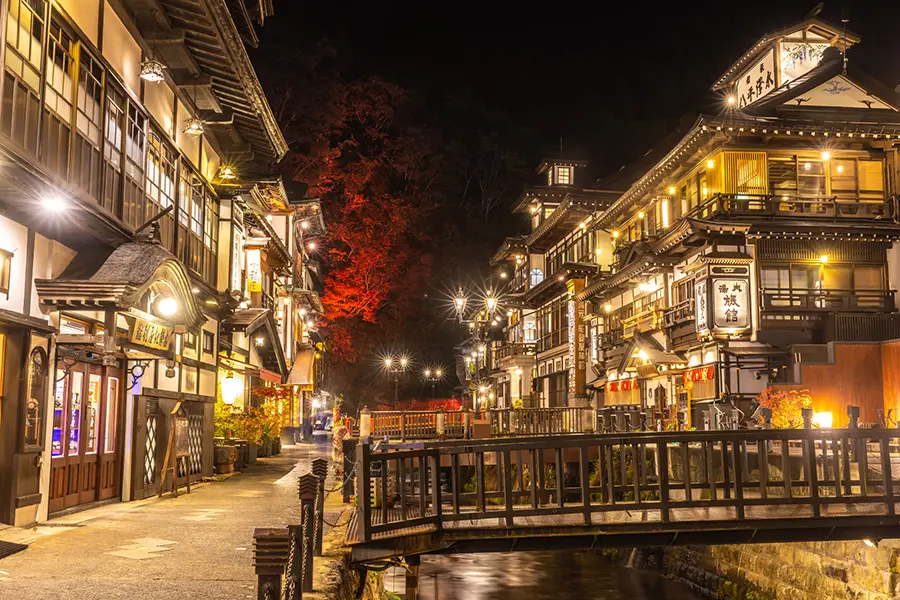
[661,298,695,328]
[622,308,662,338]
[495,342,536,365]
[692,193,893,222]
[760,288,894,313]
[824,313,900,343]
[599,328,625,350]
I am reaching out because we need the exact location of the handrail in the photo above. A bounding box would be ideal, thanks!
[490,406,592,436]
[353,427,900,543]
[760,288,894,312]
[688,193,892,222]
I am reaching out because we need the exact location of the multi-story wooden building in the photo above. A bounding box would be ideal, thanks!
[485,17,900,430]
[0,0,317,526]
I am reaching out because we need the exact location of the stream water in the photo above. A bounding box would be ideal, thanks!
[385,551,706,599]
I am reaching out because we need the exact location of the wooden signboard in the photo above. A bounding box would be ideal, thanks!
[159,401,192,498]
[129,317,172,351]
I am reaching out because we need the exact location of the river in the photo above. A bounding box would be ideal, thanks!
[384,551,706,599]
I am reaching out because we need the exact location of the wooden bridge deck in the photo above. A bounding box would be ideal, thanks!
[345,429,900,563]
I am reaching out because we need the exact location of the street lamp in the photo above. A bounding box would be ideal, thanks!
[383,354,411,406]
[423,367,444,400]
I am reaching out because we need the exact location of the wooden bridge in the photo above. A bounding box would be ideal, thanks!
[344,426,900,565]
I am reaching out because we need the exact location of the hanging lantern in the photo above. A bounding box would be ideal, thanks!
[182,116,204,136]
[139,60,166,83]
[217,165,236,180]
[221,371,243,405]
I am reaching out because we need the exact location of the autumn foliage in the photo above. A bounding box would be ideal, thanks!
[754,387,813,429]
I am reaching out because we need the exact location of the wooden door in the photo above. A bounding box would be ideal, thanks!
[97,372,121,500]
[77,366,103,503]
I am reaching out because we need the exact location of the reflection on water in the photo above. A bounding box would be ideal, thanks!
[385,551,705,600]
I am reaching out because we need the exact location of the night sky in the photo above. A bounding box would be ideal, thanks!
[262,1,900,182]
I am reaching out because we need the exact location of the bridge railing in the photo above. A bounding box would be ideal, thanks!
[352,410,472,441]
[490,407,592,436]
[353,427,900,543]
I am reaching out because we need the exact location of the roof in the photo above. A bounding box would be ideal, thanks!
[35,240,206,328]
[536,158,588,174]
[223,308,288,377]
[711,16,859,91]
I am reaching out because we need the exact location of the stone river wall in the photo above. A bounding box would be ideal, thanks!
[630,540,900,600]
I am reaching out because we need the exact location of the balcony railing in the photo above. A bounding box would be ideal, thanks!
[760,288,895,312]
[490,407,592,436]
[599,328,625,350]
[824,313,900,343]
[662,298,695,328]
[692,193,893,222]
[495,342,536,362]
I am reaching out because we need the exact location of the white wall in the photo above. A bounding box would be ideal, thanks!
[57,0,100,46]
[102,2,141,98]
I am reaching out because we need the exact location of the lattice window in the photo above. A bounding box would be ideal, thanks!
[189,414,203,475]
[143,415,157,485]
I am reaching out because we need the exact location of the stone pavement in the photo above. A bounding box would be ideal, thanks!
[0,435,342,600]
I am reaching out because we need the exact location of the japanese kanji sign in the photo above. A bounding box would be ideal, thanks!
[695,280,709,332]
[713,278,750,329]
[736,48,777,108]
[567,279,586,396]
[129,317,172,351]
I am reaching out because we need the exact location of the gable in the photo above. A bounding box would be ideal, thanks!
[783,75,895,110]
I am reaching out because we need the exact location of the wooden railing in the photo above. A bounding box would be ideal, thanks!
[495,342,536,362]
[354,410,472,441]
[490,407,592,436]
[661,297,695,328]
[692,193,893,222]
[354,427,900,544]
[760,288,894,312]
[824,313,900,343]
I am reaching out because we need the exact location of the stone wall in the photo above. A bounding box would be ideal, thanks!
[654,541,900,600]
[312,507,386,600]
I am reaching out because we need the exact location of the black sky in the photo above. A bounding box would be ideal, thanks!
[262,1,900,180]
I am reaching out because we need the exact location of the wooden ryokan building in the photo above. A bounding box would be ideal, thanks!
[487,17,900,429]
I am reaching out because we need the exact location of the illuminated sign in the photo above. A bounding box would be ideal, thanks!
[246,248,262,293]
[695,280,708,332]
[736,48,776,108]
[567,280,586,396]
[685,365,715,383]
[608,379,638,393]
[129,317,172,351]
[713,278,750,329]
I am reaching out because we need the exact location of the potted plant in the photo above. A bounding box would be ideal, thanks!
[213,398,238,474]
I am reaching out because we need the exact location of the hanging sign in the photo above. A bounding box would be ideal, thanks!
[695,279,709,332]
[129,317,172,351]
[684,365,715,383]
[246,248,262,293]
[608,378,638,393]
[566,279,586,396]
[712,278,750,329]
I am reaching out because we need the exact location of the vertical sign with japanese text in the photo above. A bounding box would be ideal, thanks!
[566,279,586,398]
[246,248,262,293]
[713,278,750,329]
[695,280,709,332]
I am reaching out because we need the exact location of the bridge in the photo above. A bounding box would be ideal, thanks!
[343,416,900,567]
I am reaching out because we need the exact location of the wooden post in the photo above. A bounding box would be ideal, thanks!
[405,554,421,600]
[311,458,328,556]
[342,438,356,503]
[357,441,372,542]
[298,473,318,592]
[464,409,472,439]
[436,409,445,439]
[253,528,288,600]
[400,413,407,441]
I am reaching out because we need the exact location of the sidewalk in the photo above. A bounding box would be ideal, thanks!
[0,437,337,600]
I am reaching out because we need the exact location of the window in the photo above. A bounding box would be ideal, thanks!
[854,266,884,290]
[42,13,75,179]
[24,347,45,448]
[177,167,218,284]
[798,160,826,197]
[146,129,176,210]
[556,166,571,185]
[73,48,103,199]
[101,84,125,215]
[530,269,544,287]
[183,332,197,351]
[768,156,798,199]
[59,315,88,334]
[203,330,215,354]
[0,248,12,298]
[2,0,45,153]
[84,373,101,454]
[858,160,885,200]
[523,321,536,342]
[123,104,147,228]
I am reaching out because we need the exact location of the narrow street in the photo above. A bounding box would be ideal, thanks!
[0,436,335,600]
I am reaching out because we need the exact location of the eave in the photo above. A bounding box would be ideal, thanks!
[526,195,601,252]
[490,236,527,266]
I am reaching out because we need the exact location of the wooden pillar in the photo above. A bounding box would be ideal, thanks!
[405,554,421,600]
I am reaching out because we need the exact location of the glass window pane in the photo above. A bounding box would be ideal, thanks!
[84,373,101,453]
[830,159,856,198]
[791,266,817,289]
[854,266,884,290]
[104,377,119,453]
[52,371,65,457]
[798,160,826,197]
[822,266,851,290]
[24,347,45,447]
[760,267,784,289]
[859,160,884,197]
[768,157,798,197]
[67,371,83,456]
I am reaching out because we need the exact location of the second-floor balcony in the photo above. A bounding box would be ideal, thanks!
[760,288,895,313]
[661,298,695,328]
[692,193,894,223]
[495,342,536,366]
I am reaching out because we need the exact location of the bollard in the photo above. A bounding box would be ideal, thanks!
[311,458,328,557]
[253,527,288,600]
[359,407,372,439]
[298,473,318,593]
[616,410,626,433]
[286,524,303,600]
[802,407,813,430]
[639,411,647,431]
[342,438,356,503]
[436,409,445,439]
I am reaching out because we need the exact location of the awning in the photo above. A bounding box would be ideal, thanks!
[616,333,687,375]
[222,308,288,379]
[35,239,205,329]
[287,349,315,390]
[259,368,282,384]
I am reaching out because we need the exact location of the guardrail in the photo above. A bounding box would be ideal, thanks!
[692,193,893,222]
[352,410,473,441]
[490,407,592,436]
[353,426,900,544]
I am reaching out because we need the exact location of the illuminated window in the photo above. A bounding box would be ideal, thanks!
[203,330,215,354]
[529,268,544,286]
[2,0,46,153]
[59,316,88,334]
[0,248,12,297]
[24,346,45,448]
[556,166,571,185]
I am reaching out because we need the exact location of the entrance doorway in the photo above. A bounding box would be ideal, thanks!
[48,360,122,512]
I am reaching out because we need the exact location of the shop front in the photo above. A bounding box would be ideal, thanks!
[36,238,212,510]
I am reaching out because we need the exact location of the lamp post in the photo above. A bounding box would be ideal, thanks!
[423,368,443,400]
[384,356,410,406]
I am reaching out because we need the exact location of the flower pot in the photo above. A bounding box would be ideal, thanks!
[214,444,237,475]
[249,442,259,463]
